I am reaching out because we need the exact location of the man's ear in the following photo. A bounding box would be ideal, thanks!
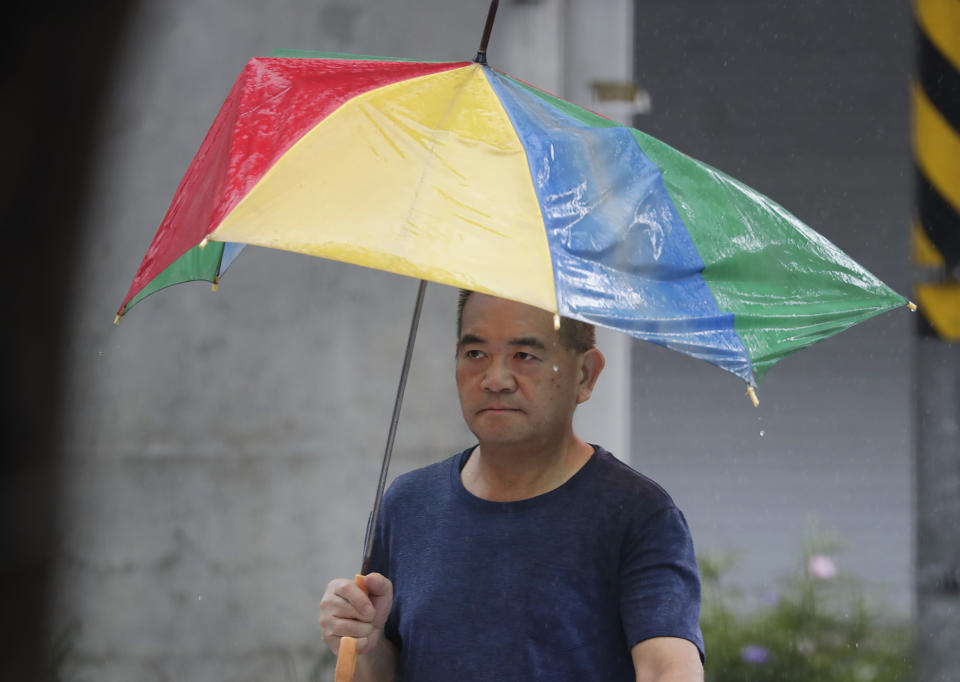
[576,348,605,404]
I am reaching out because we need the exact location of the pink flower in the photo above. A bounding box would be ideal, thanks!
[808,554,837,580]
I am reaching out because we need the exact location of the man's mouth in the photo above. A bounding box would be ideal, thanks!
[478,406,521,414]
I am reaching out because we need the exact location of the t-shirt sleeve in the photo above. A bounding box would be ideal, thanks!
[619,504,704,661]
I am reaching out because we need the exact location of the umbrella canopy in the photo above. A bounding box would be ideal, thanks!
[117,49,907,390]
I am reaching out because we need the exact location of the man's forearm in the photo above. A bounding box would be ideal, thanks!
[632,637,703,682]
[642,668,703,682]
[355,637,398,682]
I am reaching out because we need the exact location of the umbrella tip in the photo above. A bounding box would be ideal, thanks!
[199,237,209,250]
[212,275,220,292]
[553,313,561,331]
[113,313,121,325]
[746,385,759,407]
[907,300,918,312]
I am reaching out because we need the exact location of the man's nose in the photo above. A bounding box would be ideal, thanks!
[481,356,515,392]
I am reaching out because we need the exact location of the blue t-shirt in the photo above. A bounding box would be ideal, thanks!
[368,446,703,681]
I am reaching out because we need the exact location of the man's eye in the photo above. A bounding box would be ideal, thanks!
[465,349,484,359]
[515,351,537,361]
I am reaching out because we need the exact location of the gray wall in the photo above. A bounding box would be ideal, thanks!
[629,0,914,614]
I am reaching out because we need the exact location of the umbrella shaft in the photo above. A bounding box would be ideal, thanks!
[361,279,428,573]
[474,0,500,64]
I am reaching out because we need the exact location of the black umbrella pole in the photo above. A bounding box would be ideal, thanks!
[473,0,500,64]
[360,279,428,574]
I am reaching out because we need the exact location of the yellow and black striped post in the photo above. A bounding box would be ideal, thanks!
[912,0,960,339]
[912,5,960,681]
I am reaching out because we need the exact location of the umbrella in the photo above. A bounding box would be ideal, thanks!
[115,2,909,678]
[115,41,909,399]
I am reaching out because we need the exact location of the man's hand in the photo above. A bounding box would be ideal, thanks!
[319,572,394,655]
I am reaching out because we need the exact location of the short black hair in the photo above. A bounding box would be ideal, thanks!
[456,289,596,353]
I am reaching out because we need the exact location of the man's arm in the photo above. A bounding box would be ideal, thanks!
[631,636,703,682]
[319,572,398,682]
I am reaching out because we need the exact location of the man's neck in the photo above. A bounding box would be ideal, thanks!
[460,434,594,502]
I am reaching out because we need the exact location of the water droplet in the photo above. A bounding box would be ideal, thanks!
[759,430,765,437]
[552,365,559,372]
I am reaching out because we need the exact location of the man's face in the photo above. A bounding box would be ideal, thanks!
[455,294,594,449]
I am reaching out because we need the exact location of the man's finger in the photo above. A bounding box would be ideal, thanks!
[361,572,394,629]
[331,581,376,621]
[362,572,393,598]
[325,616,376,640]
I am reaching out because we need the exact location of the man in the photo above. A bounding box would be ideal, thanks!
[320,292,704,681]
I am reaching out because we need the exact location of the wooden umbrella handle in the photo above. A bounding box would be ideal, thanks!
[334,574,368,682]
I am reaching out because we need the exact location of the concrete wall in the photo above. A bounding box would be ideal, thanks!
[53,1,634,679]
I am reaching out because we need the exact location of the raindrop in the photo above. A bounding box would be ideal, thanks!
[552,365,559,372]
[760,430,765,437]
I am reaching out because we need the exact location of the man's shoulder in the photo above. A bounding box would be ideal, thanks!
[587,445,678,512]
[384,448,468,501]
[587,447,695,557]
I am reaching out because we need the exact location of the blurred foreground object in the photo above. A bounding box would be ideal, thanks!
[0,2,138,680]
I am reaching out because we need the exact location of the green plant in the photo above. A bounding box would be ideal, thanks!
[699,528,912,681]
